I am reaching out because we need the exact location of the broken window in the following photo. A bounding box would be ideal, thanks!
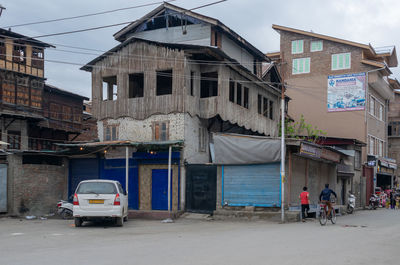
[257,94,262,114]
[263,97,269,117]
[13,43,26,64]
[190,71,195,96]
[200,72,218,98]
[236,83,242,106]
[153,121,169,141]
[0,38,5,60]
[229,79,235,102]
[244,87,249,109]
[7,131,21,149]
[102,76,117,101]
[129,73,144,98]
[269,100,273,120]
[31,48,44,68]
[156,70,173,96]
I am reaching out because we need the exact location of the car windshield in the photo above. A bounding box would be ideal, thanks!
[76,182,117,194]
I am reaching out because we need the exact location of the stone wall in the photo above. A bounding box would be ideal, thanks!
[7,154,68,216]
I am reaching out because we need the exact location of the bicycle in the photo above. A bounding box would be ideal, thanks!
[318,200,336,226]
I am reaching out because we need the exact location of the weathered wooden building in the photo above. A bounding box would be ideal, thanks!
[80,3,282,217]
[0,29,90,215]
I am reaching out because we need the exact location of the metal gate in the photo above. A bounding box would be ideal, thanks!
[222,163,280,207]
[69,158,99,197]
[151,169,170,210]
[186,165,217,213]
[0,164,7,212]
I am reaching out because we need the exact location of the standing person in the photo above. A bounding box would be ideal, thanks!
[390,191,396,209]
[299,187,310,222]
[319,184,337,218]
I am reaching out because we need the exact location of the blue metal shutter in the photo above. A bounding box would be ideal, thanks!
[69,158,99,197]
[223,163,280,207]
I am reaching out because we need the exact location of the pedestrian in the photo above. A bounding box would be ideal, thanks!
[390,191,396,209]
[299,186,310,222]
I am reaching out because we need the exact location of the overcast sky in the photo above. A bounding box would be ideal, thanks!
[1,0,400,99]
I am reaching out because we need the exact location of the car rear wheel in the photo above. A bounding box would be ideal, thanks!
[75,217,83,227]
[123,214,128,222]
[115,217,124,227]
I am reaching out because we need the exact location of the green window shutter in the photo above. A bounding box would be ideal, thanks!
[332,55,337,70]
[305,58,310,72]
[338,54,344,69]
[311,42,315,51]
[345,53,350,68]
[299,58,304,73]
[318,41,322,51]
[292,41,296,54]
[292,59,298,74]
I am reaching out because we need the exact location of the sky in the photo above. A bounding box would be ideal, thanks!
[1,0,400,99]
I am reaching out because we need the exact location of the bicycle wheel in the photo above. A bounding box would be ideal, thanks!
[330,209,337,224]
[319,209,327,226]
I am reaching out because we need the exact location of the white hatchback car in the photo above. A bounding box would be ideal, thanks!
[73,180,128,227]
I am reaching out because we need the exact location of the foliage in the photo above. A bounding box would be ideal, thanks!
[278,114,327,142]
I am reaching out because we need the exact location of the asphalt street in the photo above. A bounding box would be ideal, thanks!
[1,209,399,265]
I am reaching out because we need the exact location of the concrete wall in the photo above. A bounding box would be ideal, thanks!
[138,164,180,212]
[7,154,68,216]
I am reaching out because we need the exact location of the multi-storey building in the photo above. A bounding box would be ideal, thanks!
[268,25,398,205]
[79,3,282,216]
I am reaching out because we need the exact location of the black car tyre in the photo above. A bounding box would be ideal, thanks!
[116,217,124,227]
[74,217,83,227]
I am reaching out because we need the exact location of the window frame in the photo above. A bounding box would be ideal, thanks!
[292,57,310,74]
[291,40,304,54]
[331,53,351,70]
[310,40,323,52]
[152,121,169,141]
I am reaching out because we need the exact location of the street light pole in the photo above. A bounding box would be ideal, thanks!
[280,54,286,223]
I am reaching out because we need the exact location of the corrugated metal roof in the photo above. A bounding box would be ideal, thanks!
[56,140,184,147]
[374,45,395,55]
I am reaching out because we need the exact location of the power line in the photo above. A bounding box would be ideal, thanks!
[4,0,177,29]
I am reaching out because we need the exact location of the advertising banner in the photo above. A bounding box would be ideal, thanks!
[327,73,366,112]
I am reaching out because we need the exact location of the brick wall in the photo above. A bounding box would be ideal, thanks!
[7,154,68,216]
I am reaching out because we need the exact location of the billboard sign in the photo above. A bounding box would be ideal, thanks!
[327,73,366,112]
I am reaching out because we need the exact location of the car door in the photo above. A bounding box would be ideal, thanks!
[117,182,128,214]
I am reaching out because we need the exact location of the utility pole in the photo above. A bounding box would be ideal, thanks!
[0,5,5,17]
[280,53,286,223]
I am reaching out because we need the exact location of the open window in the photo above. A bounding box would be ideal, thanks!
[102,76,117,101]
[156,70,173,96]
[31,48,44,69]
[129,73,144,98]
[0,38,5,60]
[236,83,242,106]
[13,43,26,64]
[244,87,249,109]
[200,72,218,98]
[190,71,195,96]
[7,131,21,149]
[229,79,235,102]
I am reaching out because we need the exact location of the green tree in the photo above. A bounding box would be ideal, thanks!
[278,114,327,142]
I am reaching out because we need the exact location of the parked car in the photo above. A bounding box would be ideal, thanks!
[73,180,128,227]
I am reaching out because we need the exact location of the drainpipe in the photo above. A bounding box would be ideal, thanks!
[168,145,172,214]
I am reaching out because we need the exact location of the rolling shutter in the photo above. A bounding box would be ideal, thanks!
[223,163,280,207]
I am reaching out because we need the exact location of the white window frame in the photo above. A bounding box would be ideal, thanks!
[291,40,304,54]
[292,58,310,74]
[310,40,323,52]
[331,53,351,70]
[368,134,385,156]
[379,103,384,121]
[369,136,374,155]
[369,96,375,116]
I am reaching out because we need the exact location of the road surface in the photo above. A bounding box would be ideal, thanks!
[0,209,399,265]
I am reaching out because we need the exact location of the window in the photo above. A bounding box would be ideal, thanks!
[236,83,242,106]
[156,70,173,96]
[31,80,42,108]
[2,81,15,104]
[369,96,375,116]
[292,58,310,74]
[369,137,374,155]
[229,79,235,102]
[379,104,384,121]
[8,131,21,150]
[243,87,249,109]
[62,105,73,121]
[190,71,195,96]
[269,100,273,119]
[263,97,268,118]
[104,125,118,141]
[200,72,218,98]
[291,40,304,54]
[354,150,361,170]
[332,53,351,70]
[253,59,258,75]
[16,77,29,106]
[50,103,62,120]
[378,140,383,157]
[199,127,207,152]
[153,121,169,141]
[257,94,262,114]
[102,76,117,101]
[31,48,44,68]
[310,40,323,52]
[128,73,144,98]
[13,44,26,64]
[0,39,5,60]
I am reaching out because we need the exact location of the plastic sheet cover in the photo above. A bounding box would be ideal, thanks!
[212,134,281,165]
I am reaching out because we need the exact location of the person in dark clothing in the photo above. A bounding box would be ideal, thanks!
[319,184,337,218]
[299,186,310,222]
[390,191,396,209]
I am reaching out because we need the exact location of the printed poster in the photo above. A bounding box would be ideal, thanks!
[327,73,366,112]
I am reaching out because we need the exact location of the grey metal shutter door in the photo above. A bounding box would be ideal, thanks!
[223,163,280,207]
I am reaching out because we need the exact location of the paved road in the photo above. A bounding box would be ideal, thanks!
[1,209,399,265]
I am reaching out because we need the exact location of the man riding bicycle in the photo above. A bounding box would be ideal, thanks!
[319,184,337,218]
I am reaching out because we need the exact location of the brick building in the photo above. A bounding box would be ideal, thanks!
[268,25,399,205]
